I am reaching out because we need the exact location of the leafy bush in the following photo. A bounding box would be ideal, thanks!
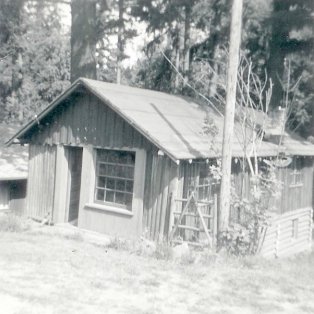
[215,162,281,256]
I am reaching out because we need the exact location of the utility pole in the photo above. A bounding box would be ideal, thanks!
[219,0,243,231]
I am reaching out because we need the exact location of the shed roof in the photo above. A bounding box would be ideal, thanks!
[7,78,314,160]
[0,124,28,180]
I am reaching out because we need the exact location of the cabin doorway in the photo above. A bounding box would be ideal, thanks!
[66,147,83,225]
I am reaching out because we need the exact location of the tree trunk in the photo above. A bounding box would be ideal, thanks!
[183,4,191,82]
[267,0,289,109]
[11,0,24,122]
[71,0,97,82]
[117,0,124,85]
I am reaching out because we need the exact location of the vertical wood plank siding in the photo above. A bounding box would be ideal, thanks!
[230,157,314,218]
[24,89,178,238]
[143,153,178,240]
[26,90,153,151]
[27,144,57,220]
[21,88,313,244]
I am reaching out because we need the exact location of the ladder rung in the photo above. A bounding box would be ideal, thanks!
[176,225,212,233]
[173,211,213,219]
[175,198,214,205]
[177,225,200,231]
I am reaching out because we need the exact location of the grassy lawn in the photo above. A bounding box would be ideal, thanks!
[0,220,314,314]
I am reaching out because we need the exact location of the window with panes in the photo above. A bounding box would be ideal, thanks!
[289,158,303,187]
[95,149,135,210]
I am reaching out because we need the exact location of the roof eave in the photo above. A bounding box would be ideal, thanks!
[5,78,83,146]
[5,78,180,162]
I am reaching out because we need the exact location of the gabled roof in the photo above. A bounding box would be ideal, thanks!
[0,124,28,180]
[7,78,314,160]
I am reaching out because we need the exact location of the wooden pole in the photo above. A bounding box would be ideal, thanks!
[219,0,243,232]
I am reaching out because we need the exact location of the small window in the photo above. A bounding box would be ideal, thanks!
[197,164,213,202]
[95,149,135,210]
[289,158,303,187]
[292,218,299,239]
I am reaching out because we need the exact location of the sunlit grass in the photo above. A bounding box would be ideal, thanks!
[0,224,313,314]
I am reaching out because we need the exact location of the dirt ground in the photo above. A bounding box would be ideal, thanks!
[0,225,314,314]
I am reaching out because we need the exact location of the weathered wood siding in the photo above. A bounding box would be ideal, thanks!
[0,180,27,214]
[231,157,313,216]
[260,207,313,258]
[143,153,178,240]
[277,158,313,214]
[24,89,161,237]
[25,89,153,151]
[27,144,57,220]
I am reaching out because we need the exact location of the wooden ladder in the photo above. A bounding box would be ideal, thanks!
[169,192,218,249]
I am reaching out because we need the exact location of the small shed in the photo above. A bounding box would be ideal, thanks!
[7,78,314,256]
[0,124,28,214]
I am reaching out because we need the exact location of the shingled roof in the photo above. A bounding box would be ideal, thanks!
[7,78,314,160]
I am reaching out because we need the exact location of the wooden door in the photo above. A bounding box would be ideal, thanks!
[67,147,83,223]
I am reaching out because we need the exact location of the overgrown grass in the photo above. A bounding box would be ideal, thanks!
[104,236,225,265]
[0,213,30,232]
[0,229,313,314]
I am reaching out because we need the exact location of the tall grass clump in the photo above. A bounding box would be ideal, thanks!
[0,214,29,232]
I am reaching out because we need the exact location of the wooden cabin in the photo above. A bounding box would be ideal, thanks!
[0,124,28,214]
[7,78,314,256]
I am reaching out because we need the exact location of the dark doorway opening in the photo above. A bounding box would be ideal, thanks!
[9,179,27,215]
[67,147,83,224]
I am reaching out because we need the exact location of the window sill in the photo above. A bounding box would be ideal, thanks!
[85,203,134,217]
[289,184,303,188]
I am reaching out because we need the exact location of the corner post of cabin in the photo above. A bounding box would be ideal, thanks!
[53,145,69,223]
[212,193,218,250]
[133,149,147,236]
[309,208,313,250]
[77,145,95,228]
[168,164,180,239]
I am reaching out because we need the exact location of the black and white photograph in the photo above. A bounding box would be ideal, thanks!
[0,0,314,313]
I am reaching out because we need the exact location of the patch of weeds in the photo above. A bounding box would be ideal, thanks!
[238,256,260,270]
[154,241,173,260]
[199,250,219,265]
[179,250,196,265]
[64,232,84,242]
[0,214,30,232]
[106,236,130,250]
[134,238,157,257]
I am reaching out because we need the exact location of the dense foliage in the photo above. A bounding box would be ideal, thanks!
[0,0,70,124]
[129,0,314,137]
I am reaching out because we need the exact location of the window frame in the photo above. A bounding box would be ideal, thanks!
[94,148,136,211]
[289,158,303,188]
[291,218,299,239]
